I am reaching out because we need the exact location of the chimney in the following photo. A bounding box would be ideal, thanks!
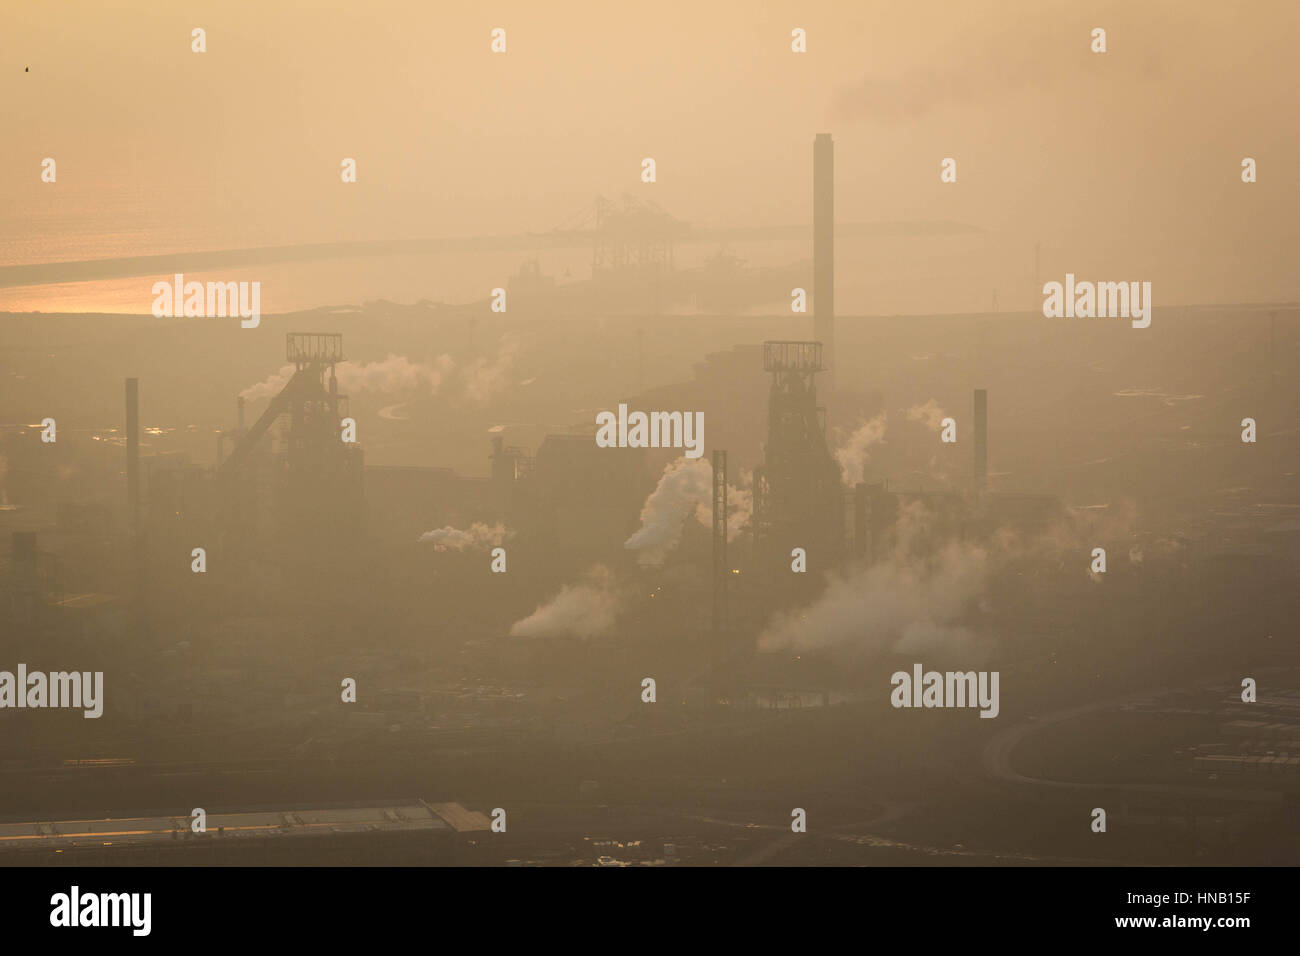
[814,133,834,390]
[126,377,147,640]
[867,481,888,564]
[974,388,988,494]
[853,482,867,559]
[126,378,139,530]
[237,396,246,434]
[711,450,729,701]
[491,435,506,481]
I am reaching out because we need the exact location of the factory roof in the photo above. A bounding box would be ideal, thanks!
[51,592,120,609]
[0,801,483,851]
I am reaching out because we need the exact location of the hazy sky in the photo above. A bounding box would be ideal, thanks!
[4,0,1298,309]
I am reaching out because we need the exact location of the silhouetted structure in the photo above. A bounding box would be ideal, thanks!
[753,341,843,581]
[220,334,363,565]
[125,377,146,638]
[711,449,728,672]
[589,195,690,314]
[491,434,532,512]
[592,195,682,277]
[814,134,835,390]
[126,378,139,532]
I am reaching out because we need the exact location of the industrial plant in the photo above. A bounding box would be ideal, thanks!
[1,132,1297,869]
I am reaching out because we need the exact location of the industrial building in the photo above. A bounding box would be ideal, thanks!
[0,130,1295,872]
[0,800,490,865]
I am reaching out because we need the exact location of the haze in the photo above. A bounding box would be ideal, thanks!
[3,0,1297,312]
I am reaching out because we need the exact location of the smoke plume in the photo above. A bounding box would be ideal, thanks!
[240,338,516,405]
[829,10,1172,126]
[238,366,296,402]
[759,501,990,662]
[906,399,947,431]
[624,459,712,565]
[624,459,753,566]
[509,565,622,639]
[417,522,509,551]
[758,496,1145,662]
[724,469,754,538]
[834,412,888,485]
[237,355,451,402]
[337,353,454,395]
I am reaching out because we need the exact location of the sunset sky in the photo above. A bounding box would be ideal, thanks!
[4,0,1297,312]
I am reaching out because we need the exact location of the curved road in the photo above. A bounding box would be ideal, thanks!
[981,686,1282,805]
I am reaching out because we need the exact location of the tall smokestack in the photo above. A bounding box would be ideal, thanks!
[711,449,728,697]
[853,482,867,559]
[126,377,147,641]
[974,388,988,494]
[126,378,139,529]
[814,133,834,390]
[711,452,728,624]
[237,395,246,434]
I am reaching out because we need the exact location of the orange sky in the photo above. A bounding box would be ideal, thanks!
[3,0,1298,310]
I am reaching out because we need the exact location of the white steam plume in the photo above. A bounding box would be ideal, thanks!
[337,353,455,395]
[759,540,990,661]
[906,399,947,431]
[624,459,712,565]
[239,365,295,402]
[509,566,621,639]
[624,459,753,566]
[240,338,516,406]
[759,496,1146,661]
[418,522,510,551]
[834,412,888,485]
[759,501,989,661]
[238,354,453,402]
[723,470,754,538]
